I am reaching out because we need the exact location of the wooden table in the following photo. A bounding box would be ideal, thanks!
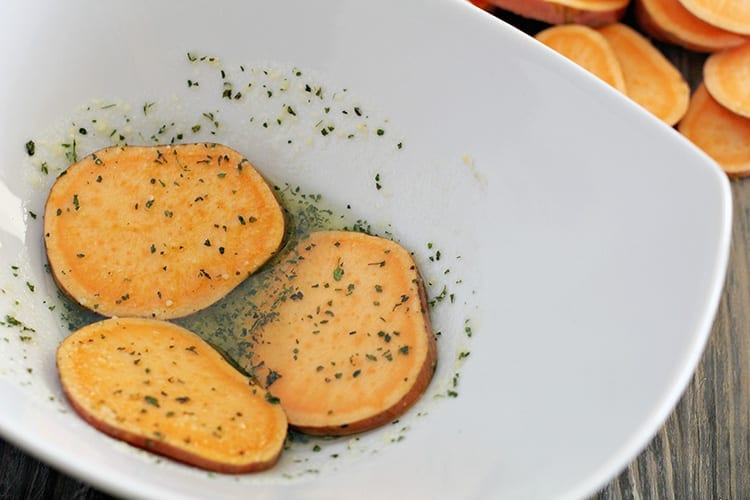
[2,5,748,499]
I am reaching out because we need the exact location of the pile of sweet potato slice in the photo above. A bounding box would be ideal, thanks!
[473,0,750,176]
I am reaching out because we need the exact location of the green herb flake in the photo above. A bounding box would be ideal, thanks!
[266,370,282,387]
[4,315,35,333]
[333,259,344,281]
[265,393,281,404]
[144,396,160,407]
[464,319,473,337]
[25,140,35,156]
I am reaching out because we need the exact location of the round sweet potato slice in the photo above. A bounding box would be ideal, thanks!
[678,0,750,35]
[678,83,750,177]
[44,143,284,320]
[635,0,747,52]
[598,23,690,125]
[485,0,628,26]
[247,231,437,436]
[536,24,628,93]
[704,42,750,119]
[56,318,288,473]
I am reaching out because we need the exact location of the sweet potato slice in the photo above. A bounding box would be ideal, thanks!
[678,83,750,177]
[484,0,628,26]
[535,24,628,93]
[246,231,437,436]
[44,143,284,320]
[56,318,288,473]
[704,42,750,118]
[678,0,750,35]
[635,0,746,52]
[598,23,690,125]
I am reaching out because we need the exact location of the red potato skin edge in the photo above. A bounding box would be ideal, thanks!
[486,0,626,26]
[58,378,282,474]
[290,271,438,437]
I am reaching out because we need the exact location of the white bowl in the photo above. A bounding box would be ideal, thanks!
[0,1,731,498]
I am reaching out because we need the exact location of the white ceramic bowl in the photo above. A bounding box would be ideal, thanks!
[0,1,731,498]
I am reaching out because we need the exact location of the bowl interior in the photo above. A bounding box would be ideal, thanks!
[0,1,731,498]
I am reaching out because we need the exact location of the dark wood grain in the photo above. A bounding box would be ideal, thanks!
[1,4,748,499]
[0,440,109,499]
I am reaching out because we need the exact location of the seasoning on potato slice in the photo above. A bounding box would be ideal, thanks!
[44,143,284,320]
[704,42,750,119]
[246,231,437,436]
[56,318,288,473]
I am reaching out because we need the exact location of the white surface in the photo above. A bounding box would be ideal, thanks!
[0,1,731,499]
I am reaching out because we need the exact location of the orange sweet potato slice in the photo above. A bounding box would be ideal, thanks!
[635,0,747,52]
[704,42,750,118]
[598,23,690,125]
[678,0,750,35]
[535,24,628,93]
[44,143,284,320]
[57,318,288,473]
[678,83,750,177]
[246,231,437,436]
[483,0,628,26]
